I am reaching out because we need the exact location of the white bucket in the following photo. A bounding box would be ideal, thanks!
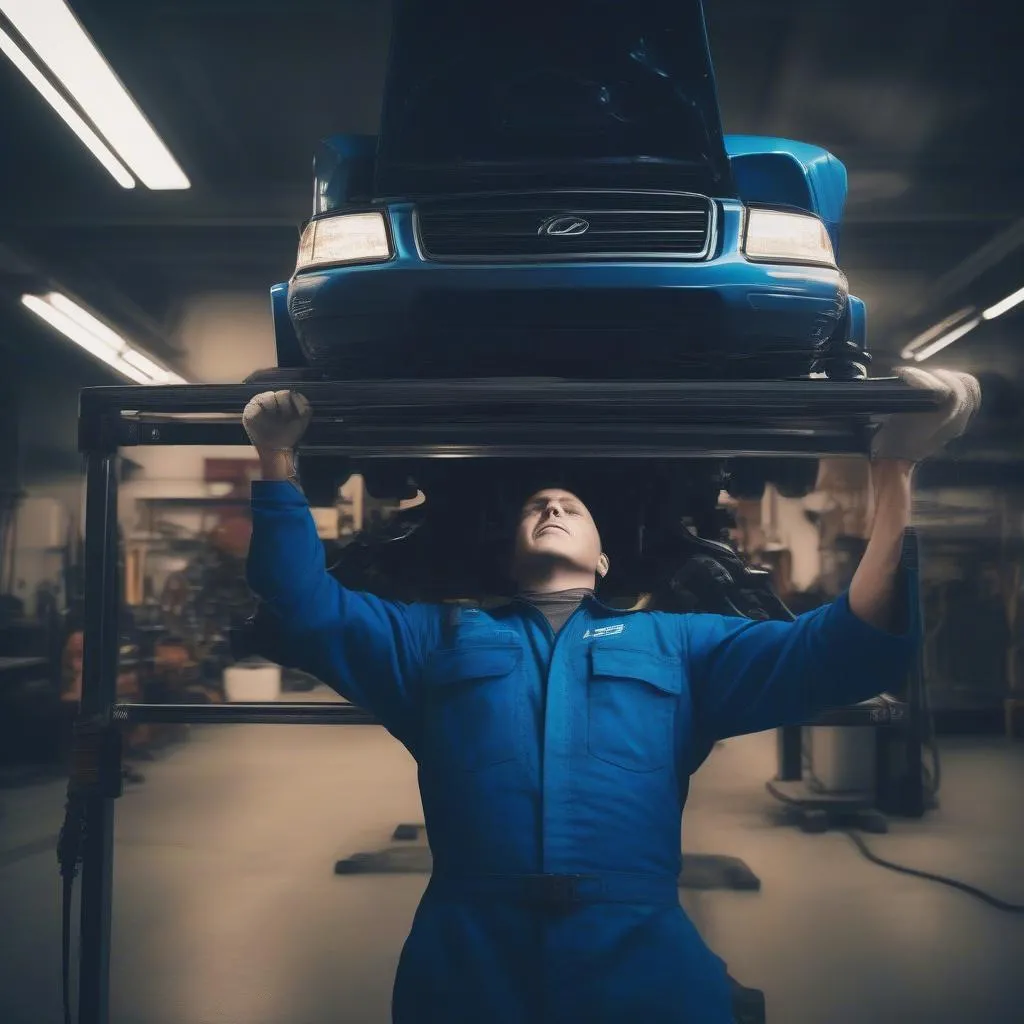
[224,663,282,703]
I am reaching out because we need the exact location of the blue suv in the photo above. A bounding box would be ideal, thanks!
[266,0,868,384]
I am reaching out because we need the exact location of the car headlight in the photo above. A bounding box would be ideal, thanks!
[743,208,836,268]
[295,211,392,272]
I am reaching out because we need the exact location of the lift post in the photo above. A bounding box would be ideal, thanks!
[71,377,938,1024]
[75,452,120,1024]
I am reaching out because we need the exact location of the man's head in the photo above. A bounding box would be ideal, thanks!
[510,488,610,592]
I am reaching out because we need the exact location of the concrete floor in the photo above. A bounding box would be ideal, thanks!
[2,694,1022,1024]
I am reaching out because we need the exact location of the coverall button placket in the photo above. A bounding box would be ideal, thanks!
[537,603,589,876]
[522,599,591,1024]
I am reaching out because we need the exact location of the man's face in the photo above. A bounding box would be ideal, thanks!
[511,489,604,582]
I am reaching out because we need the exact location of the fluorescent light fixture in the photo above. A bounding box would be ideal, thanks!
[46,291,135,351]
[901,283,1024,364]
[0,0,189,189]
[911,316,981,363]
[122,347,175,381]
[21,292,187,384]
[900,306,976,360]
[0,28,134,188]
[982,285,1024,321]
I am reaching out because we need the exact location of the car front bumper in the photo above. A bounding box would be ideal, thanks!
[287,201,849,378]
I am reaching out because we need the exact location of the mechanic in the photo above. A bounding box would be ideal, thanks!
[242,367,978,1024]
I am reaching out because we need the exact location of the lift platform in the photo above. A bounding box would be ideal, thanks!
[65,377,936,1024]
[81,376,938,456]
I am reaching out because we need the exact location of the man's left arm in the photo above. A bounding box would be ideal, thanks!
[847,459,914,633]
[685,368,980,743]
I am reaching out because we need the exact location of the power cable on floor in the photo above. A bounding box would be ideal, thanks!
[768,781,1024,914]
[841,829,1024,914]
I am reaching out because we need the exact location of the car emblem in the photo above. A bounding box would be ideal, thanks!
[539,215,590,237]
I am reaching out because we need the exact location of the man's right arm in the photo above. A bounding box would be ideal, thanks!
[257,448,300,484]
[243,392,442,743]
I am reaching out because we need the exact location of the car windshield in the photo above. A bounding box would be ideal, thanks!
[380,0,719,166]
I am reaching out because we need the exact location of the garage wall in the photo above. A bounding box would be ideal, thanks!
[173,292,276,384]
[0,291,306,615]
[0,311,117,486]
[0,308,119,615]
[117,292,276,598]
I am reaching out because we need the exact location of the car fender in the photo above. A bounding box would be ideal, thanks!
[725,135,848,257]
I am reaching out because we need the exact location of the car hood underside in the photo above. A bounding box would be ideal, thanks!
[376,0,735,196]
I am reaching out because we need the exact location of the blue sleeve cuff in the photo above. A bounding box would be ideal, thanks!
[685,556,923,743]
[251,479,307,508]
[832,530,923,647]
[816,572,922,704]
[830,588,919,650]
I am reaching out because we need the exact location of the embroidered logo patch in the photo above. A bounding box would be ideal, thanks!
[583,623,625,639]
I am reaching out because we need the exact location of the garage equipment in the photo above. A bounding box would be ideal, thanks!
[61,376,938,1024]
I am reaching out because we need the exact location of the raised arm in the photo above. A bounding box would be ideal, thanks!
[685,367,979,744]
[684,563,920,743]
[242,391,442,747]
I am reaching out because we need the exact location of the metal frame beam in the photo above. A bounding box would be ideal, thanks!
[80,377,940,458]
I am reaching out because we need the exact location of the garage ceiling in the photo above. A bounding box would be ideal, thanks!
[0,0,1021,374]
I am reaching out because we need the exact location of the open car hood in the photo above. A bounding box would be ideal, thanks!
[375,0,735,196]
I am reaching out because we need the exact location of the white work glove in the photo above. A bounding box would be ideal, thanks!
[871,367,981,463]
[242,390,312,451]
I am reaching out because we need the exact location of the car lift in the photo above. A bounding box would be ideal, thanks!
[61,377,937,1024]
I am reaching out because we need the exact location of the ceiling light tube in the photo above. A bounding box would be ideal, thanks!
[0,0,189,189]
[21,292,186,384]
[0,27,134,188]
[899,306,976,360]
[22,294,150,382]
[122,348,167,378]
[121,347,185,383]
[911,316,982,363]
[46,291,131,352]
[982,285,1024,321]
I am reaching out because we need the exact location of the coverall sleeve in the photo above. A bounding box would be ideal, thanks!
[683,569,921,743]
[245,480,443,744]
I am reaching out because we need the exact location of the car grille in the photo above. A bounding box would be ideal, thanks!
[415,192,715,261]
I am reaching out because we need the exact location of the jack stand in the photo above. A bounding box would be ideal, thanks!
[765,779,889,834]
[765,530,925,833]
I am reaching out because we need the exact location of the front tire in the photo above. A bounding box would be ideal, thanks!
[297,457,351,507]
[726,458,819,501]
[770,459,820,499]
[725,460,767,502]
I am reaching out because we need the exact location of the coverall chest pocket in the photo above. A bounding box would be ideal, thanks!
[587,646,681,773]
[424,643,523,772]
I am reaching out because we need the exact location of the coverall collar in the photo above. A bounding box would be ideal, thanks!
[500,592,646,619]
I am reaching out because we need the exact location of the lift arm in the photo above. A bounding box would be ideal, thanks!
[65,375,936,1024]
[80,377,940,458]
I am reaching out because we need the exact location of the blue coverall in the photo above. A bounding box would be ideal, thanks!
[247,480,920,1023]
